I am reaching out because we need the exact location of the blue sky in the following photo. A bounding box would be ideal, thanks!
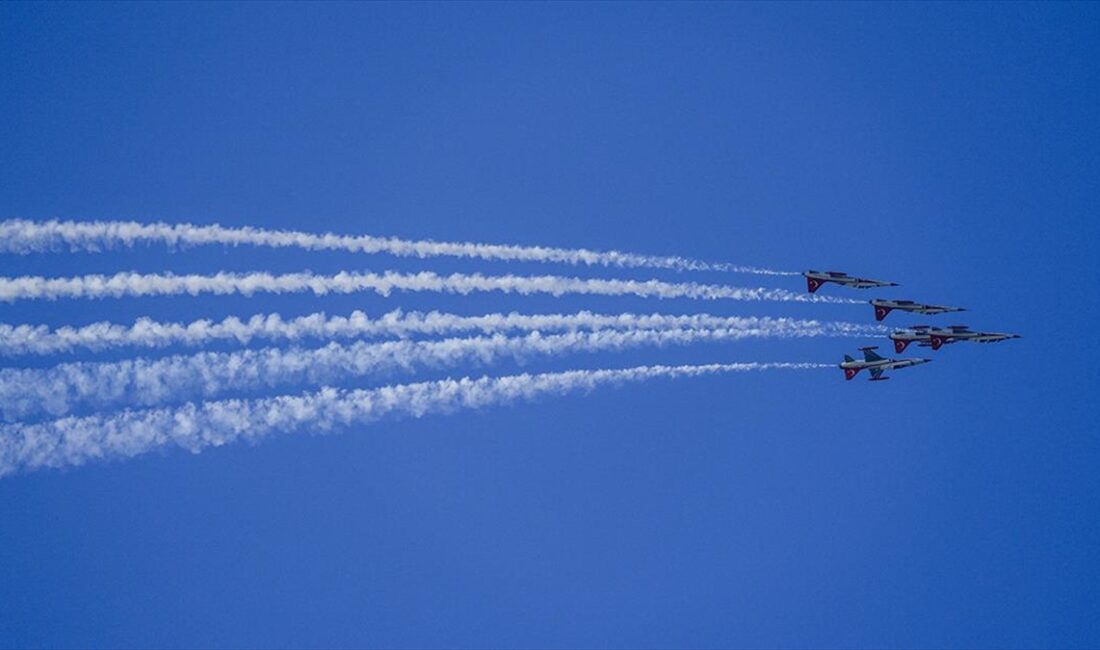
[1,2,1098,647]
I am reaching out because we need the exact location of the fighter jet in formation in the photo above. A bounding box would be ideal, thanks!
[839,346,931,381]
[925,325,1021,351]
[870,298,966,321]
[803,270,898,294]
[889,325,1021,353]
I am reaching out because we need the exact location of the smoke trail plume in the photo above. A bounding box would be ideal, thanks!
[0,327,850,420]
[0,269,858,304]
[0,219,794,275]
[0,309,885,356]
[0,362,829,477]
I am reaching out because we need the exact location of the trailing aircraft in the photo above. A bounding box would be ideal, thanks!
[803,270,898,293]
[840,346,931,381]
[871,298,965,321]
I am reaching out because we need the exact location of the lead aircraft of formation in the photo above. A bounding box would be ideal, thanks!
[890,325,1022,352]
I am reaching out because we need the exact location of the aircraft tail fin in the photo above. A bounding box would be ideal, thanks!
[843,367,859,381]
[930,335,945,351]
[874,305,893,321]
[843,354,855,363]
[862,348,885,363]
[893,338,911,354]
[806,277,822,293]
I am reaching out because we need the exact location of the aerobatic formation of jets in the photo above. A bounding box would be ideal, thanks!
[801,270,1019,381]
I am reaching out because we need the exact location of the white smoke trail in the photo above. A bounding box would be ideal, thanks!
[0,269,858,304]
[0,361,830,477]
[0,326,849,421]
[0,219,796,275]
[0,309,886,356]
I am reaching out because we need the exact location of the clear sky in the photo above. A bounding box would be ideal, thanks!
[1,2,1098,648]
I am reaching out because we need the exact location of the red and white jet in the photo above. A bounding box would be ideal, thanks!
[870,298,966,321]
[839,346,931,381]
[803,270,898,294]
[925,325,1021,351]
[890,325,1021,352]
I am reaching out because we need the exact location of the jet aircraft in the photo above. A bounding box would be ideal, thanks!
[840,346,931,381]
[803,270,898,293]
[871,298,965,321]
[890,325,1021,352]
[925,325,1021,351]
